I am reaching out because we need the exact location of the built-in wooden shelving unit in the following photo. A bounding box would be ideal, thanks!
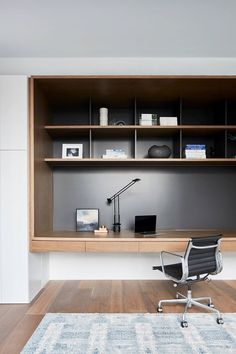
[30,76,236,252]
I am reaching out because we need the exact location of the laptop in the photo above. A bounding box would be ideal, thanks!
[134,215,157,235]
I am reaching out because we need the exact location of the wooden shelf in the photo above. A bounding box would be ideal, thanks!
[44,158,236,167]
[45,124,231,133]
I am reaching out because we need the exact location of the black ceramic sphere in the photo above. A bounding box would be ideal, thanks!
[148,145,171,158]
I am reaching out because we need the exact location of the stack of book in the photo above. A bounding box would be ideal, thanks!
[139,114,157,126]
[185,144,206,159]
[102,149,127,159]
[159,117,178,126]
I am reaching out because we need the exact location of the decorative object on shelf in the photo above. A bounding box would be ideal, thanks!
[148,145,171,158]
[114,120,126,126]
[139,114,158,126]
[228,133,236,141]
[185,144,206,159]
[99,107,108,126]
[94,225,108,234]
[159,117,178,126]
[107,178,141,232]
[62,144,83,158]
[76,208,99,232]
[102,149,127,159]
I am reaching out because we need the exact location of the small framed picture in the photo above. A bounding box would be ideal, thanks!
[76,208,99,232]
[62,144,83,158]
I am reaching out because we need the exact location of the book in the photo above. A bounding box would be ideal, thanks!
[185,152,206,159]
[159,117,178,126]
[105,149,126,157]
[102,155,128,159]
[185,144,206,150]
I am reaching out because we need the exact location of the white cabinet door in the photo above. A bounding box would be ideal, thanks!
[0,151,29,302]
[0,76,28,150]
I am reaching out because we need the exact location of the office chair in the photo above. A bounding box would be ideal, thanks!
[153,234,223,328]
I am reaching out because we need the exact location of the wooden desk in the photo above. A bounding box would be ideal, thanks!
[30,230,236,252]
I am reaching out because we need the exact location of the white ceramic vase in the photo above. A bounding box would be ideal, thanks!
[99,107,108,125]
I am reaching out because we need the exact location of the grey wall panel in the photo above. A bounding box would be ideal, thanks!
[53,167,236,231]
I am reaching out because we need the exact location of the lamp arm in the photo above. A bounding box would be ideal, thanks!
[107,178,141,233]
[107,179,140,203]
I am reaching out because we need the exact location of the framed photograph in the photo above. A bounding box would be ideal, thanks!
[76,208,99,232]
[62,144,83,158]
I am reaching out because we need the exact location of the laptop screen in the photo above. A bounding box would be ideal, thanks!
[135,215,157,234]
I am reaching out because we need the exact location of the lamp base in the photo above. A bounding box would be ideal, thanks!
[113,223,121,232]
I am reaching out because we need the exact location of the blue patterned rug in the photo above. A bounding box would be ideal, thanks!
[21,313,236,354]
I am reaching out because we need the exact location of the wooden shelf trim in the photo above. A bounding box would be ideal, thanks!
[45,124,236,132]
[44,158,236,166]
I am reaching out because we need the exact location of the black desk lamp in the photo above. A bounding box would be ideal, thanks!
[107,178,141,232]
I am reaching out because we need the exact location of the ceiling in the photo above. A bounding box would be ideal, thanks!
[0,0,235,58]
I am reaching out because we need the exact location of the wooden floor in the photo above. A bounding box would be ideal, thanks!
[0,280,236,354]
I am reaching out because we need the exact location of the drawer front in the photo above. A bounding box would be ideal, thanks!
[86,241,139,253]
[31,241,86,252]
[139,241,188,253]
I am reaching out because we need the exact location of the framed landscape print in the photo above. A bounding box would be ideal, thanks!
[76,208,99,232]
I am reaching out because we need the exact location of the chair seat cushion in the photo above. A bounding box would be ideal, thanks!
[158,263,183,280]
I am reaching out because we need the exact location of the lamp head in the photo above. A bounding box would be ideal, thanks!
[133,178,141,182]
[107,198,112,204]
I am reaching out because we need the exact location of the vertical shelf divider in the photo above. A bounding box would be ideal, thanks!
[89,97,92,158]
[134,97,137,125]
[179,98,183,158]
[179,97,183,125]
[134,97,137,158]
[225,99,228,158]
[89,129,92,158]
[134,129,137,159]
[89,97,92,125]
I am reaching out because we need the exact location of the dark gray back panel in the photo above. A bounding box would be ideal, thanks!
[53,167,236,231]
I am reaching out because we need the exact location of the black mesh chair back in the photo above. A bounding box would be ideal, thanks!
[186,235,222,277]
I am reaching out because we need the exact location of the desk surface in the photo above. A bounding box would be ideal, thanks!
[34,229,236,240]
[31,229,236,252]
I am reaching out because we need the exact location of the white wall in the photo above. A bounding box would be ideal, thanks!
[49,252,235,280]
[1,57,236,76]
[1,60,236,295]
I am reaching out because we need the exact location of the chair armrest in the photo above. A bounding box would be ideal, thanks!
[161,251,183,259]
[160,251,184,279]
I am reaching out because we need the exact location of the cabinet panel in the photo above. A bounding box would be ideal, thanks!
[0,76,28,150]
[0,151,28,302]
[182,100,225,125]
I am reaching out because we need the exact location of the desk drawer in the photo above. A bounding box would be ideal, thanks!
[139,241,188,253]
[86,241,138,253]
[31,240,86,252]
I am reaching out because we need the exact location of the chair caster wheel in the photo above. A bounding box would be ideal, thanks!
[208,303,214,308]
[157,306,163,313]
[217,318,224,325]
[181,321,188,328]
